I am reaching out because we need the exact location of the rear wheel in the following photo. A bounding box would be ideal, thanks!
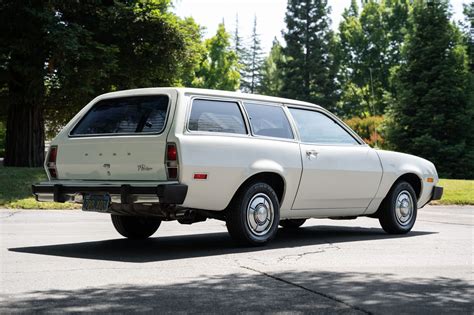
[279,219,306,229]
[226,182,280,246]
[111,215,161,239]
[378,181,417,234]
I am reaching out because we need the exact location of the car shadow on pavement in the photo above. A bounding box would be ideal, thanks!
[9,225,436,263]
[0,269,471,314]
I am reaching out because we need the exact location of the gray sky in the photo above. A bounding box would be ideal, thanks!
[173,0,470,52]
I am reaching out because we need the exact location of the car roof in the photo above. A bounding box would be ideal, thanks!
[99,87,322,109]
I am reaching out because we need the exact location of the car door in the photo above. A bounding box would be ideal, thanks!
[288,107,382,210]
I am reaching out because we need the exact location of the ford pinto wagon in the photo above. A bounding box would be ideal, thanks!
[32,88,443,245]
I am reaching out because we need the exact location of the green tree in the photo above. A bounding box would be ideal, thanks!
[463,2,474,178]
[338,0,411,117]
[0,0,203,166]
[174,17,207,89]
[387,0,474,179]
[240,16,265,94]
[191,23,240,91]
[462,2,473,78]
[280,0,339,110]
[1,0,59,166]
[384,0,412,66]
[258,38,286,96]
[338,0,366,116]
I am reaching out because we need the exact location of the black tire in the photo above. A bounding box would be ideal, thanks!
[111,215,161,240]
[226,182,280,246]
[378,181,417,234]
[279,219,306,229]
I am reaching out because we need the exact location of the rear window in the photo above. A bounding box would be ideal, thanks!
[70,95,169,136]
[188,99,247,134]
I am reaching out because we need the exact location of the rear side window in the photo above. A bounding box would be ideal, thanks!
[71,95,169,136]
[244,103,293,139]
[188,99,247,134]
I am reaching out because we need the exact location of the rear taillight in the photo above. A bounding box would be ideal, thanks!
[47,146,58,179]
[166,143,178,180]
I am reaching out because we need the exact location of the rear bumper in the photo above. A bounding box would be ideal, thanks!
[431,185,443,201]
[32,182,188,205]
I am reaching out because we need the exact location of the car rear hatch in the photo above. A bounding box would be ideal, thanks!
[52,89,178,181]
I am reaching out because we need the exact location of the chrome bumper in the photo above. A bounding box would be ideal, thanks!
[32,182,188,205]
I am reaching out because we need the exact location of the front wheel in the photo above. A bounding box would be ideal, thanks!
[378,181,417,234]
[111,215,161,240]
[226,182,280,246]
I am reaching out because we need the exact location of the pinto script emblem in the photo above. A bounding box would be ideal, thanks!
[138,164,153,171]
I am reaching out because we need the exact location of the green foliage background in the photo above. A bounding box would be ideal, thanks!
[0,0,473,179]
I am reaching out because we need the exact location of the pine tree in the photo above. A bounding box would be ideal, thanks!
[280,0,339,110]
[233,14,249,85]
[258,38,285,96]
[387,0,474,179]
[233,15,243,55]
[240,16,265,93]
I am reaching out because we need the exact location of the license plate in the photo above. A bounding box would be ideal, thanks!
[82,194,111,212]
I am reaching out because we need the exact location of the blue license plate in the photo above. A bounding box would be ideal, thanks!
[82,194,110,212]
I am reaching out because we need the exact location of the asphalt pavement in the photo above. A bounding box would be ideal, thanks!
[0,206,472,314]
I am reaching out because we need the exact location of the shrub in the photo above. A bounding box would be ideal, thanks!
[344,115,385,148]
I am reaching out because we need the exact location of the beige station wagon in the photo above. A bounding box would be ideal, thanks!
[33,88,443,245]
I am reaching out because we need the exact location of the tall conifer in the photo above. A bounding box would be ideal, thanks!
[387,0,473,178]
[241,16,264,93]
[280,0,339,110]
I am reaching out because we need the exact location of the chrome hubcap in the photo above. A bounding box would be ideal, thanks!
[246,193,274,236]
[395,190,413,226]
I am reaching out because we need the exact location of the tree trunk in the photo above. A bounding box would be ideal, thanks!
[4,104,45,167]
[4,54,45,167]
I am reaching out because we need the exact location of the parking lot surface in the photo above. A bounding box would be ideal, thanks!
[0,206,472,314]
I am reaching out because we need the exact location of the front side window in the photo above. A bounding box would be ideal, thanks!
[289,108,358,145]
[244,103,293,139]
[188,99,247,134]
[71,95,169,136]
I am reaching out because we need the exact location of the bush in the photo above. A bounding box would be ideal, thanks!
[344,115,385,148]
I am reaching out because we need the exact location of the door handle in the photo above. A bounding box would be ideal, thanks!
[306,150,319,159]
